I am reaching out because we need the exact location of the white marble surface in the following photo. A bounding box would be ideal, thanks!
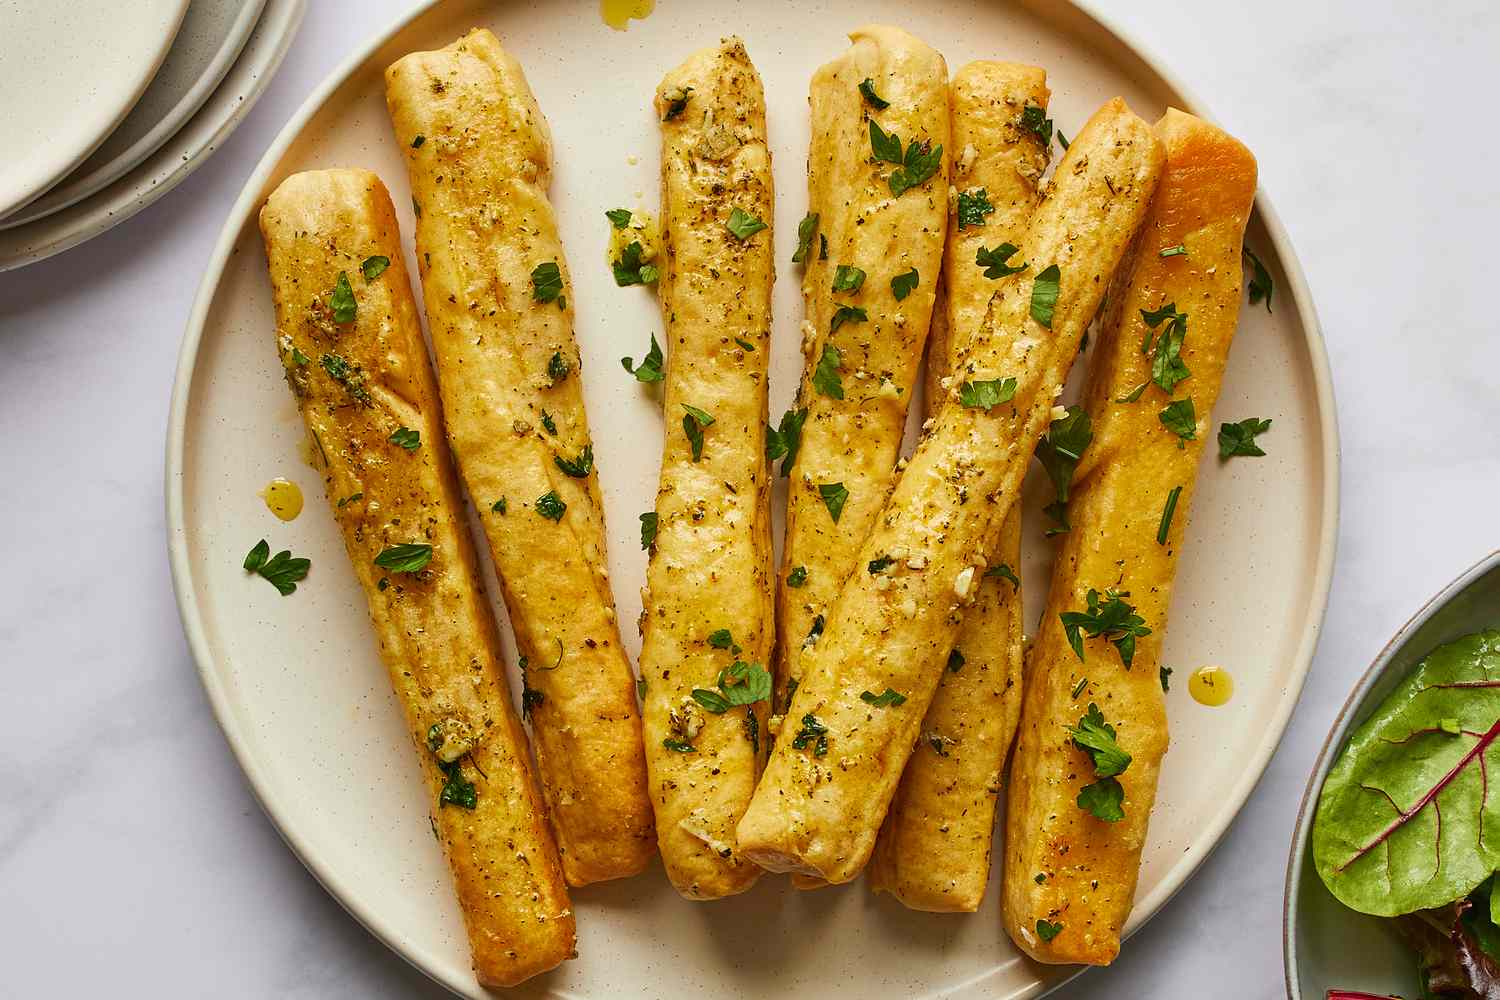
[1,1,1495,996]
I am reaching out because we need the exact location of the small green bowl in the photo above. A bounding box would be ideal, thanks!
[1284,551,1500,998]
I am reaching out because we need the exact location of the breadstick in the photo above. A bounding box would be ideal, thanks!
[384,28,655,887]
[638,37,776,899]
[865,61,1049,913]
[1002,109,1257,965]
[773,24,949,717]
[737,99,1164,885]
[259,168,574,985]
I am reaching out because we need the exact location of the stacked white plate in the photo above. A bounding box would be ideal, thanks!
[0,0,305,271]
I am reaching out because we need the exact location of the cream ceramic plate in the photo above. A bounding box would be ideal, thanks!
[0,0,268,229]
[167,2,1337,997]
[0,0,189,220]
[0,0,304,271]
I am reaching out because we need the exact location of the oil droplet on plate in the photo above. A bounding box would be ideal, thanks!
[1188,665,1234,706]
[261,478,304,522]
[601,0,655,31]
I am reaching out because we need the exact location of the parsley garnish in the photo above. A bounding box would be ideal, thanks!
[1078,777,1125,822]
[1056,129,1070,151]
[791,713,829,756]
[868,554,895,574]
[791,212,820,264]
[319,353,371,405]
[957,189,995,229]
[818,482,849,523]
[861,688,907,708]
[1071,677,1089,699]
[1160,666,1173,692]
[708,628,738,651]
[1060,589,1151,667]
[374,543,432,574]
[606,208,633,229]
[1159,244,1188,258]
[547,351,571,384]
[621,333,665,382]
[289,345,310,366]
[329,271,356,324]
[734,337,755,352]
[337,492,363,508]
[662,86,692,121]
[554,444,594,478]
[1157,485,1182,545]
[787,565,808,588]
[819,233,829,260]
[1158,399,1196,441]
[947,648,965,673]
[985,563,1021,590]
[411,135,426,148]
[1140,302,1191,394]
[869,121,942,196]
[1244,247,1273,311]
[243,540,310,596]
[662,737,696,753]
[1068,702,1132,776]
[1035,405,1093,535]
[390,427,420,451]
[959,377,1017,412]
[639,511,658,550]
[492,498,507,514]
[891,267,918,301]
[830,304,867,333]
[540,410,557,435]
[1020,103,1054,146]
[812,343,844,399]
[361,256,390,282]
[805,615,825,646]
[976,242,1027,279]
[1219,417,1271,458]
[1036,920,1063,942]
[612,241,658,286]
[1030,264,1061,327]
[832,264,866,293]
[766,407,808,476]
[928,733,950,757]
[535,491,566,522]
[1115,382,1148,404]
[692,661,772,714]
[726,207,767,241]
[858,77,889,109]
[437,758,477,810]
[681,404,715,461]
[531,262,564,306]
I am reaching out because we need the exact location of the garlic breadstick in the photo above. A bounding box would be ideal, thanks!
[738,99,1164,885]
[384,29,654,887]
[638,37,776,900]
[867,60,1049,913]
[773,25,949,718]
[259,169,574,986]
[1002,109,1257,965]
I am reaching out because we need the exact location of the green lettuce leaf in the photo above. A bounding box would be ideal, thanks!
[1313,630,1500,917]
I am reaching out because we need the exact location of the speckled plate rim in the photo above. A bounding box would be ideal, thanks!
[1282,550,1500,1000]
[165,1,1340,995]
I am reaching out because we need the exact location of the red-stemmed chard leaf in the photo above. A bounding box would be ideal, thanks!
[1313,631,1500,917]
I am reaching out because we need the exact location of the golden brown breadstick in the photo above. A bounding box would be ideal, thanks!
[737,99,1164,885]
[638,37,777,899]
[1002,109,1257,965]
[773,24,949,716]
[868,60,1049,913]
[384,28,654,887]
[259,168,574,986]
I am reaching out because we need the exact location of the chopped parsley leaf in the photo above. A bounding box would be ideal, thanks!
[985,563,1021,590]
[830,304,867,333]
[891,267,919,301]
[531,261,564,305]
[1244,247,1274,311]
[319,353,371,405]
[792,212,820,264]
[766,407,808,476]
[243,539,310,596]
[662,86,692,121]
[869,119,903,163]
[621,333,665,383]
[812,342,844,399]
[661,737,696,753]
[787,565,808,588]
[1020,103,1054,146]
[817,482,849,523]
[540,409,557,435]
[329,271,356,324]
[861,688,907,708]
[1060,589,1151,668]
[858,77,890,109]
[681,403,715,462]
[411,135,426,148]
[547,351,571,383]
[726,207,768,241]
[639,511,658,550]
[1035,405,1093,534]
[606,208,633,229]
[492,498,507,514]
[1160,666,1174,692]
[1218,417,1271,458]
[360,256,390,282]
[535,491,566,522]
[1068,702,1132,777]
[734,337,755,352]
[1140,302,1191,394]
[1030,264,1061,327]
[791,713,829,756]
[1078,777,1125,822]
[867,555,895,575]
[389,427,421,451]
[1037,920,1063,942]
[832,264,866,293]
[373,543,432,574]
[957,188,995,229]
[1158,398,1197,440]
[1159,244,1188,258]
[947,648,965,673]
[554,444,594,479]
[612,241,658,286]
[958,377,1017,412]
[976,242,1027,279]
